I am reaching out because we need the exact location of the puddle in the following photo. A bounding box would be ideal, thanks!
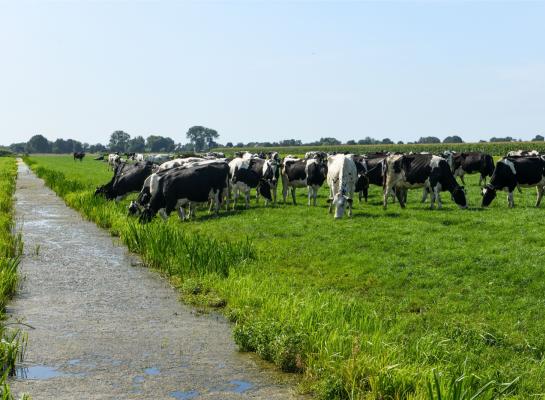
[170,390,199,399]
[228,380,254,393]
[144,367,160,375]
[15,365,81,380]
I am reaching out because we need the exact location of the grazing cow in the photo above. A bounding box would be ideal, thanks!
[73,152,85,161]
[447,152,495,185]
[95,161,155,201]
[353,153,389,203]
[304,151,327,162]
[229,155,279,208]
[205,152,225,158]
[507,150,540,157]
[129,159,228,215]
[146,154,172,165]
[281,156,327,206]
[481,157,545,207]
[139,162,230,222]
[383,154,467,209]
[134,153,145,162]
[157,157,204,171]
[326,154,358,218]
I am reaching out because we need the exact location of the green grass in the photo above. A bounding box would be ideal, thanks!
[25,154,545,399]
[0,157,28,400]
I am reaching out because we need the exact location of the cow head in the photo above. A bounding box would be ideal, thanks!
[262,158,280,186]
[481,184,497,207]
[333,190,352,219]
[451,186,467,208]
[128,201,140,216]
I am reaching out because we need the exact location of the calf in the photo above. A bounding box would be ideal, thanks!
[139,162,230,222]
[449,152,495,185]
[95,161,155,201]
[481,157,545,207]
[383,154,467,209]
[281,156,327,206]
[327,154,358,218]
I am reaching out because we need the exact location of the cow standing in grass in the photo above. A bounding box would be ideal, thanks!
[73,152,85,161]
[95,161,155,201]
[229,155,278,208]
[281,154,327,206]
[139,162,230,222]
[481,157,545,208]
[445,152,495,186]
[383,154,467,209]
[327,154,358,218]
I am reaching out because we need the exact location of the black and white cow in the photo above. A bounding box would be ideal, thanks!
[327,154,358,218]
[445,152,495,185]
[229,155,279,208]
[481,157,545,207]
[108,153,121,170]
[95,161,155,201]
[139,162,230,222]
[281,155,327,206]
[383,154,467,209]
[506,150,540,157]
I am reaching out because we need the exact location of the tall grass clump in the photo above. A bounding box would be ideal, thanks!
[0,157,29,399]
[25,155,545,399]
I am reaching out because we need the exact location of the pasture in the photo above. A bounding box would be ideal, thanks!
[25,154,545,399]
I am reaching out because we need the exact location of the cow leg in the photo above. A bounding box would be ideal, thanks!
[177,206,186,221]
[348,199,353,217]
[282,183,288,204]
[272,185,277,205]
[421,187,429,203]
[508,191,515,208]
[307,187,312,206]
[158,209,169,221]
[255,189,260,204]
[245,190,250,209]
[536,186,544,207]
[395,188,406,208]
[215,191,221,214]
[517,185,522,194]
[232,188,239,210]
[291,187,297,205]
[435,186,442,209]
[460,174,466,186]
[313,186,318,206]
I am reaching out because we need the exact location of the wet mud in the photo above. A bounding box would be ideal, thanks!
[9,161,302,399]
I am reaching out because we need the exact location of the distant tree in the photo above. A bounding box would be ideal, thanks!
[381,138,394,144]
[357,136,379,145]
[186,126,219,152]
[225,142,233,148]
[52,138,70,153]
[397,140,404,145]
[443,135,464,143]
[128,136,146,152]
[417,136,441,144]
[146,135,175,152]
[278,139,302,146]
[82,143,89,152]
[9,142,26,153]
[346,140,356,145]
[319,137,341,145]
[109,130,131,152]
[66,139,82,152]
[236,142,244,147]
[490,136,514,142]
[89,143,107,153]
[479,140,487,143]
[531,134,544,142]
[25,134,51,153]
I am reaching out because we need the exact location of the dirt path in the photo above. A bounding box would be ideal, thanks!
[9,161,301,399]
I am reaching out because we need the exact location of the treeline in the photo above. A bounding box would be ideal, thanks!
[223,134,544,148]
[9,126,221,154]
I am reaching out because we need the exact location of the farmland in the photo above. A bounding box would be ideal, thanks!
[25,153,545,399]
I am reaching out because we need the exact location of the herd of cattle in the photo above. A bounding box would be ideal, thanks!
[86,149,545,221]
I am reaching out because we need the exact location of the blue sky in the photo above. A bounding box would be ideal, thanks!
[1,1,544,146]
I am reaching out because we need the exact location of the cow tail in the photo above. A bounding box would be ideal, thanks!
[382,160,388,191]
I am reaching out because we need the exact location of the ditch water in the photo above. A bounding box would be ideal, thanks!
[9,161,301,399]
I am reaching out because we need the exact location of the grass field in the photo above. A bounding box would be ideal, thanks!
[25,154,545,399]
[0,157,28,400]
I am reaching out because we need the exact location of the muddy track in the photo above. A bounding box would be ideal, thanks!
[9,161,301,399]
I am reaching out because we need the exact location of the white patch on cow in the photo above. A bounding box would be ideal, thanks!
[501,158,517,175]
[430,155,443,169]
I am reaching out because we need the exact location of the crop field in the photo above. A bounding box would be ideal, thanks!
[25,154,545,399]
[0,157,27,399]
